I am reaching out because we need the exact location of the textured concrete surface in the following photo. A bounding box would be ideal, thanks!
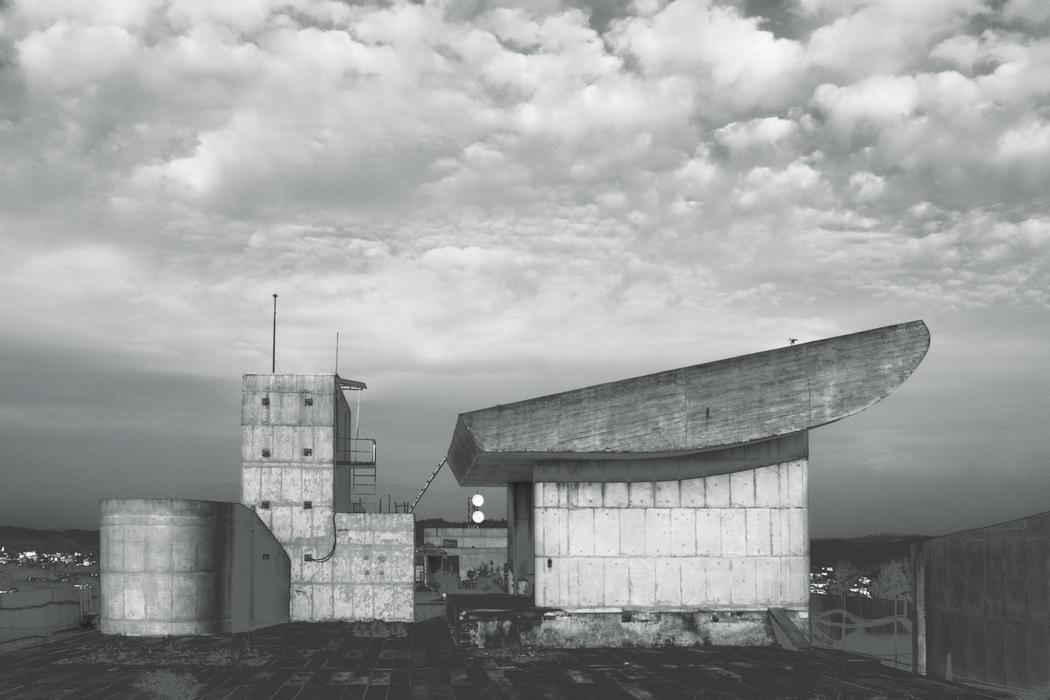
[242,374,339,623]
[448,320,929,485]
[922,509,1050,692]
[533,460,809,612]
[99,499,290,636]
[447,595,779,649]
[0,617,1014,699]
[282,514,414,623]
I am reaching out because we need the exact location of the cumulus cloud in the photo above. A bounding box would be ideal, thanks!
[0,0,1048,529]
[1,0,1046,372]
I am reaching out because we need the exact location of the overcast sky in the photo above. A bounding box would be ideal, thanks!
[1,0,1048,537]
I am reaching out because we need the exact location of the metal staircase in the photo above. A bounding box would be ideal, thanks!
[410,457,447,513]
[336,436,378,512]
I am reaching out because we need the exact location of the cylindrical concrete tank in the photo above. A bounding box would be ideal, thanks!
[100,499,227,636]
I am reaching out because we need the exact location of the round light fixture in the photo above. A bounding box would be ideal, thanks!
[470,493,485,508]
[471,510,485,524]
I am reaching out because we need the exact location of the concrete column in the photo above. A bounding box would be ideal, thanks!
[507,483,535,592]
[911,540,927,675]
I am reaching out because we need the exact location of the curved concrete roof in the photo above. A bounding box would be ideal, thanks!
[447,320,929,486]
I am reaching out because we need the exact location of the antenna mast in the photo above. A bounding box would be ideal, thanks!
[271,293,278,373]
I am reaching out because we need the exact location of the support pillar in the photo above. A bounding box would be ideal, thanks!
[506,482,535,594]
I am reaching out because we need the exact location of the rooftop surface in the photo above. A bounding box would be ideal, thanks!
[0,615,1013,699]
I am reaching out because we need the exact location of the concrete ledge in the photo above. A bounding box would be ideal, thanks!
[768,607,811,650]
[447,596,777,649]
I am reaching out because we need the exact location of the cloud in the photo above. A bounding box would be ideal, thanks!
[0,0,1047,530]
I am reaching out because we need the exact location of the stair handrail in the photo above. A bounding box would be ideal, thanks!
[410,457,447,513]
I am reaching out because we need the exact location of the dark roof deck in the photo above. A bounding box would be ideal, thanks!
[0,612,1012,699]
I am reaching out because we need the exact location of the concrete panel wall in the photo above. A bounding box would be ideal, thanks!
[284,514,413,622]
[100,499,290,636]
[533,460,808,611]
[923,511,1050,690]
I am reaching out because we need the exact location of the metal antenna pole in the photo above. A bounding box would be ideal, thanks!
[272,293,278,373]
[335,332,340,374]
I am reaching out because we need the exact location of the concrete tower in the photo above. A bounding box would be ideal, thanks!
[240,374,413,622]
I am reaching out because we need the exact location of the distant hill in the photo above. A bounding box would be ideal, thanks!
[811,534,931,571]
[0,523,927,566]
[0,525,99,555]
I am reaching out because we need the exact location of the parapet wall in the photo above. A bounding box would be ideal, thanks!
[921,510,1050,690]
[284,513,414,622]
[99,499,290,636]
[533,460,809,611]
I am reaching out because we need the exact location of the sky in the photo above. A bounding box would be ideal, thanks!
[0,0,1048,537]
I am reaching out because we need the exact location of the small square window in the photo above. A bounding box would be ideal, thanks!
[303,501,312,510]
[261,553,270,561]
[260,500,270,510]
[303,448,312,457]
[261,396,270,406]
[261,448,271,458]
[304,397,313,406]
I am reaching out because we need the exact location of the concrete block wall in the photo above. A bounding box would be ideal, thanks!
[533,460,809,611]
[285,514,414,622]
[241,374,413,622]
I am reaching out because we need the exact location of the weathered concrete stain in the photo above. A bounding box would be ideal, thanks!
[448,597,777,649]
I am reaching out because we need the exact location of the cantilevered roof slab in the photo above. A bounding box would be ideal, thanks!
[447,320,929,486]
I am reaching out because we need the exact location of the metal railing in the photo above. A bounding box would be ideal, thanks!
[336,437,376,466]
[810,593,913,671]
[0,586,97,647]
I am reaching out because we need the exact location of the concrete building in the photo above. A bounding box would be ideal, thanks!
[421,527,508,581]
[240,374,413,622]
[446,321,929,645]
